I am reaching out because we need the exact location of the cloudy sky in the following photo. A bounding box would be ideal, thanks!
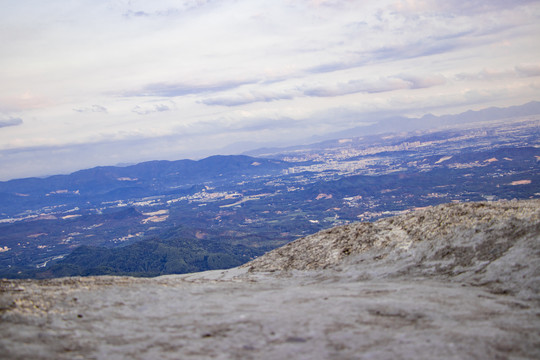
[1,0,539,180]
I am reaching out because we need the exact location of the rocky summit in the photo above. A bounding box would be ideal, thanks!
[1,199,539,359]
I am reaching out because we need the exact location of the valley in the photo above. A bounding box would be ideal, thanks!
[0,116,538,278]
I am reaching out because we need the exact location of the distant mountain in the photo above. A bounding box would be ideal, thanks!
[0,155,290,216]
[422,100,540,126]
[363,100,540,136]
[260,100,540,148]
[1,155,287,192]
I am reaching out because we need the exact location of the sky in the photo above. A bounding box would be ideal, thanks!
[1,0,539,180]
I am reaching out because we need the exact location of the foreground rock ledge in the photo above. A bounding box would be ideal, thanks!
[1,200,539,360]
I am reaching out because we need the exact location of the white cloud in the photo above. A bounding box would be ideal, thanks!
[201,90,296,106]
[303,74,446,97]
[132,102,175,115]
[122,79,257,97]
[73,105,108,113]
[390,0,538,15]
[0,0,539,179]
[456,64,540,81]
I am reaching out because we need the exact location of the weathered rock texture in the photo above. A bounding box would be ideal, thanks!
[245,200,540,302]
[1,200,539,359]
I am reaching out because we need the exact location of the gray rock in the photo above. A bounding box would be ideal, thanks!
[1,200,539,359]
[245,200,540,301]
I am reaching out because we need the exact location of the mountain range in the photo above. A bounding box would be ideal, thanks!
[0,155,290,217]
[302,100,540,143]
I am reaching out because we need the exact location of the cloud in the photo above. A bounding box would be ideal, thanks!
[132,102,174,115]
[515,64,540,78]
[304,79,404,97]
[73,105,108,113]
[202,73,446,105]
[456,64,540,81]
[201,91,295,107]
[206,72,447,105]
[122,0,215,18]
[304,0,353,9]
[306,40,460,76]
[0,117,23,128]
[172,114,301,136]
[304,74,446,97]
[221,116,298,132]
[121,79,257,97]
[123,10,151,18]
[398,74,447,89]
[303,2,534,78]
[390,0,538,16]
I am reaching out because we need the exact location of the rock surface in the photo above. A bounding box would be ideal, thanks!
[1,200,539,359]
[245,200,540,302]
